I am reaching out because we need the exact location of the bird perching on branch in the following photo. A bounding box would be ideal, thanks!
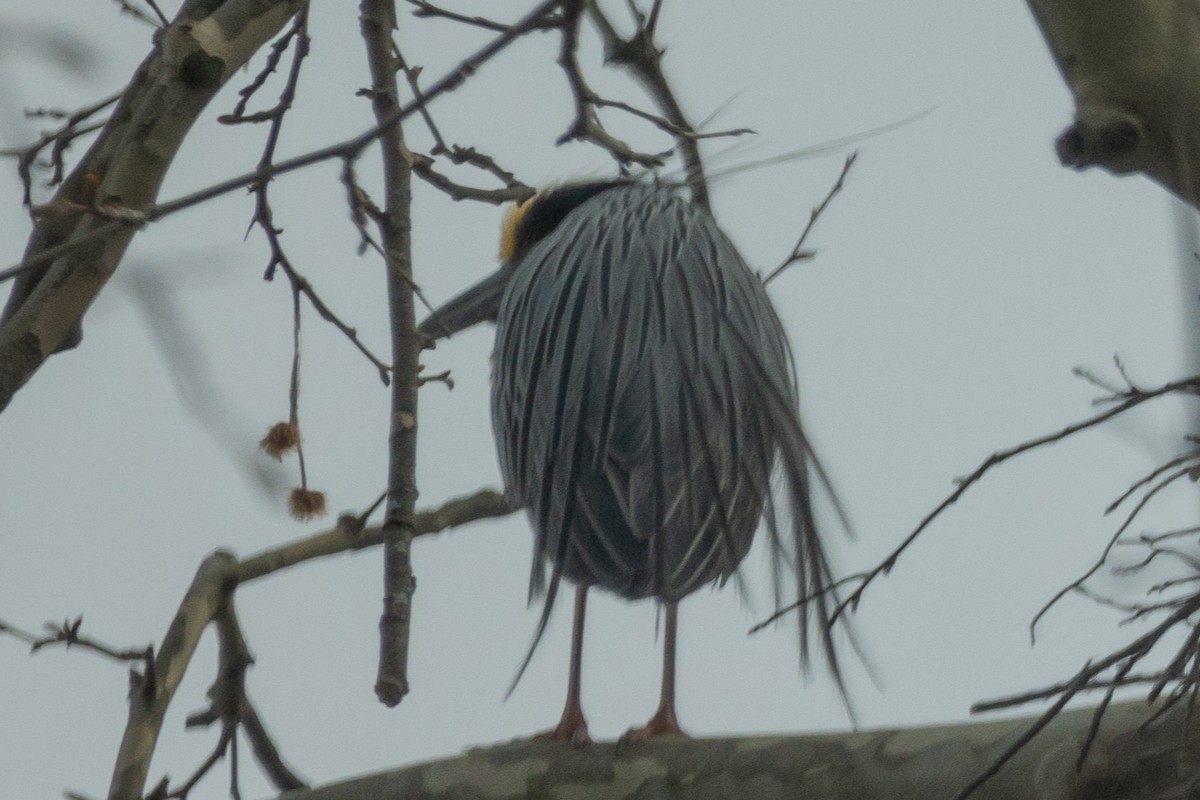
[420,180,848,743]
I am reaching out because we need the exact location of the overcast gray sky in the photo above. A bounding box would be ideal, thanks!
[2,3,1196,799]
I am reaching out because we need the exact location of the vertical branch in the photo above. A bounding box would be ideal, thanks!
[288,284,309,490]
[360,0,419,706]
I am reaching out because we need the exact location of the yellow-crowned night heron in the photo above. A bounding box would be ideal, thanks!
[420,180,842,742]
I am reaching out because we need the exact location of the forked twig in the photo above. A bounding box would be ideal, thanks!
[754,372,1200,633]
[764,152,858,284]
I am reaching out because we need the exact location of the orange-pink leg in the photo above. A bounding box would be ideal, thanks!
[625,603,689,739]
[548,584,591,746]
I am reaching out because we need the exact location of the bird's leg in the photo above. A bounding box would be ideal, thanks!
[548,583,591,746]
[625,602,689,740]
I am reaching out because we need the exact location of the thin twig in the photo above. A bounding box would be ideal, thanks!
[958,558,1200,797]
[591,96,752,142]
[405,0,561,32]
[587,0,711,207]
[0,92,119,207]
[166,725,236,799]
[1030,462,1200,639]
[229,6,390,383]
[411,154,532,204]
[287,263,392,383]
[2,0,564,285]
[395,47,533,204]
[950,663,1095,800]
[220,8,308,125]
[288,283,311,493]
[144,0,169,26]
[5,490,511,799]
[0,615,155,667]
[974,596,1200,715]
[1104,448,1200,515]
[110,0,162,27]
[556,0,667,168]
[754,373,1200,632]
[240,698,307,792]
[764,152,857,284]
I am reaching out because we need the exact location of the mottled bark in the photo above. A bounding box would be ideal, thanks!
[1027,0,1200,209]
[0,0,302,413]
[271,699,1199,800]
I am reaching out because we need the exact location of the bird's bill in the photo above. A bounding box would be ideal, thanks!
[417,267,510,341]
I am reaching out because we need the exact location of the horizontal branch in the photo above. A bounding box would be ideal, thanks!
[263,699,1200,800]
[237,488,513,584]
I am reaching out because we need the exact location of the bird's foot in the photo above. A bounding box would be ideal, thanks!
[621,705,689,742]
[536,706,591,747]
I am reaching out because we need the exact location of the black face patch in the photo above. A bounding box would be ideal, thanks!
[511,181,629,261]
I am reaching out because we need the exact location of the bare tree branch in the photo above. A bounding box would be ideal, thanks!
[0,92,119,207]
[0,489,513,800]
[395,47,533,205]
[405,0,562,32]
[586,1,713,209]
[754,372,1200,634]
[764,152,857,284]
[0,0,562,415]
[359,0,420,708]
[0,0,306,413]
[0,615,154,666]
[237,488,513,583]
[106,551,239,800]
[555,0,668,169]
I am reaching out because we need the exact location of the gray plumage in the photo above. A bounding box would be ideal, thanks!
[421,181,843,683]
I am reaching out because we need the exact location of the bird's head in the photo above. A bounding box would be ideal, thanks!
[499,180,630,264]
[418,179,631,342]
